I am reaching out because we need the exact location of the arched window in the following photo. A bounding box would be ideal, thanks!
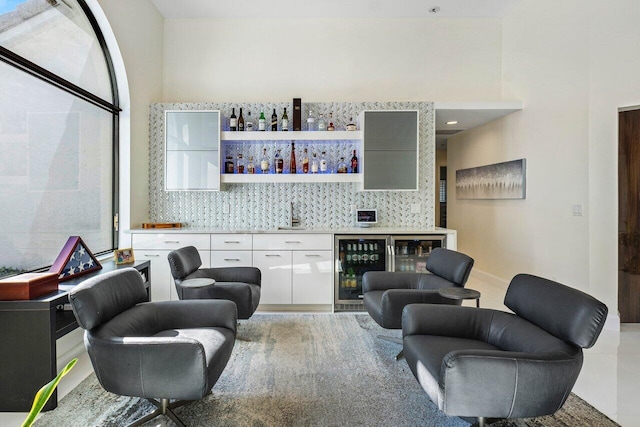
[0,0,119,277]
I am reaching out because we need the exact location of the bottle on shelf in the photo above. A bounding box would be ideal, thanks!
[238,108,245,132]
[258,111,266,131]
[236,153,245,174]
[311,152,319,174]
[327,112,335,131]
[225,155,234,174]
[302,148,309,173]
[271,108,278,131]
[350,149,358,173]
[274,149,284,174]
[337,157,347,173]
[307,110,315,131]
[346,243,352,263]
[290,142,297,174]
[320,151,329,173]
[260,147,269,174]
[245,111,254,131]
[346,117,357,131]
[317,113,326,131]
[282,107,289,131]
[230,108,237,131]
[247,156,256,174]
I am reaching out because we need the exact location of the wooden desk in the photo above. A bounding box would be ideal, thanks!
[0,260,150,412]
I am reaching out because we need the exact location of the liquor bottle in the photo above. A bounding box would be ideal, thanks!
[346,117,357,131]
[225,156,234,174]
[320,151,328,173]
[258,111,266,131]
[281,107,289,131]
[327,112,335,131]
[230,108,237,131]
[337,157,347,173]
[346,243,352,263]
[236,153,245,174]
[260,147,269,174]
[311,152,319,174]
[271,108,278,131]
[245,111,254,131]
[247,156,256,174]
[274,149,284,174]
[238,108,245,132]
[317,113,326,131]
[307,110,315,131]
[373,243,379,262]
[302,148,309,173]
[350,149,358,173]
[289,142,297,174]
[361,243,369,264]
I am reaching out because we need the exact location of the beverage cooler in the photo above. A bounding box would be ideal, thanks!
[334,234,446,310]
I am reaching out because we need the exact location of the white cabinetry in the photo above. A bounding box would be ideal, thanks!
[253,234,333,305]
[210,233,253,267]
[131,233,210,301]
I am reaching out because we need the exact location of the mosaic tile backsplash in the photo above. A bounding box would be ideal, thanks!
[149,101,435,230]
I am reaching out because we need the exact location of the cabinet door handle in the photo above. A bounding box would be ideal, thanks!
[305,254,321,257]
[224,241,241,244]
[285,241,301,244]
[164,240,180,244]
[224,258,241,261]
[265,254,281,257]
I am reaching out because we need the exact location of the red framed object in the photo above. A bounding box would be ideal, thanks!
[49,236,102,282]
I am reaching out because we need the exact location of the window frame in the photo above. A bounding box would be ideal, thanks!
[0,0,120,267]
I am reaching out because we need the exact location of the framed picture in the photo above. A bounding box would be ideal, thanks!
[50,236,102,282]
[456,158,526,200]
[114,248,135,265]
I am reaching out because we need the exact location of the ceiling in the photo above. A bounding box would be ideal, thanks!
[150,0,522,19]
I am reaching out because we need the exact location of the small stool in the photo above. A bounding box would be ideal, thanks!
[438,287,481,308]
[176,278,215,300]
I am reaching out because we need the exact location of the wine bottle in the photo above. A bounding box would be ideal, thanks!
[238,108,245,132]
[274,149,284,174]
[289,142,297,174]
[260,147,269,174]
[230,108,237,131]
[271,109,278,131]
[302,148,309,173]
[350,149,358,173]
[259,111,266,131]
[282,107,289,131]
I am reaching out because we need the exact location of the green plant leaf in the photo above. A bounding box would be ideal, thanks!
[21,358,78,427]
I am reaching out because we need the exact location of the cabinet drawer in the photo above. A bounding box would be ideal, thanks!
[132,233,210,250]
[211,251,253,267]
[253,234,332,250]
[210,234,252,250]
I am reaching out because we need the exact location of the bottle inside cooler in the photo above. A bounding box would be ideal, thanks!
[337,238,386,302]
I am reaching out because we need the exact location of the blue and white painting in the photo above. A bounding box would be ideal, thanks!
[456,159,526,200]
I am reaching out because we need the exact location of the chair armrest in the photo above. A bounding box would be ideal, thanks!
[402,303,495,340]
[439,349,582,418]
[153,299,238,335]
[203,267,261,286]
[362,271,418,293]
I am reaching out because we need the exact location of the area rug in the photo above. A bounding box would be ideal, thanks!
[35,313,619,427]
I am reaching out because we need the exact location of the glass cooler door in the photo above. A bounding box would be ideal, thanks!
[335,236,389,305]
[391,235,446,272]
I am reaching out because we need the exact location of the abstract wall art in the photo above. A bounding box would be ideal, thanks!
[456,159,526,200]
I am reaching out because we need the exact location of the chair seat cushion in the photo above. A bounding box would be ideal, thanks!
[155,327,235,393]
[404,335,497,407]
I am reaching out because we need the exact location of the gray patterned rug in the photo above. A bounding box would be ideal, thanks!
[35,313,618,427]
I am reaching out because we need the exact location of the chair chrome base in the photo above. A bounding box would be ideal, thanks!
[377,335,404,360]
[128,398,191,427]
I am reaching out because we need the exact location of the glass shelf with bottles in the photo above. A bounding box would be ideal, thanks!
[221,140,362,184]
[221,130,363,141]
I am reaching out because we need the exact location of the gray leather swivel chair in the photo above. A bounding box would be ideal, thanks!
[362,248,474,359]
[69,268,237,427]
[402,274,608,427]
[168,245,261,319]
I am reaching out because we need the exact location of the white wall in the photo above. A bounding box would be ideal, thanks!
[97,0,164,235]
[448,0,640,319]
[162,18,503,103]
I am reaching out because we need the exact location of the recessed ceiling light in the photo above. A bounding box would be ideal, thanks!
[429,6,441,13]
[446,120,458,125]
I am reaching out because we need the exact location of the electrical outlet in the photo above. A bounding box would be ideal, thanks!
[411,203,421,214]
[223,203,230,214]
[572,204,583,217]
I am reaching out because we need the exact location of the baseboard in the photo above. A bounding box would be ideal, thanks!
[470,269,509,290]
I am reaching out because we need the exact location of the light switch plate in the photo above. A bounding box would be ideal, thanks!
[411,203,421,214]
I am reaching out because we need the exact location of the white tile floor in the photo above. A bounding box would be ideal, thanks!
[465,275,640,426]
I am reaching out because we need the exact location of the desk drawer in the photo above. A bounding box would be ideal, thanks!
[253,234,332,251]
[132,233,210,250]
